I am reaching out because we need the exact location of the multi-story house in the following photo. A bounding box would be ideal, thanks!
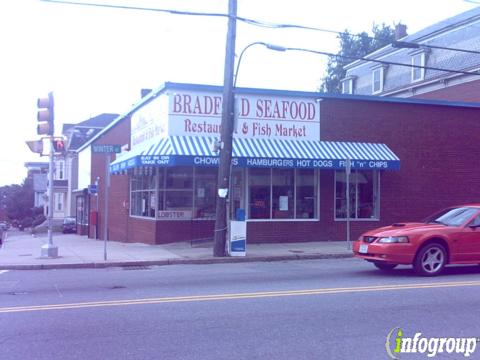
[24,162,48,210]
[341,7,480,102]
[60,113,119,220]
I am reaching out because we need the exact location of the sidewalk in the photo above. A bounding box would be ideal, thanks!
[0,230,353,270]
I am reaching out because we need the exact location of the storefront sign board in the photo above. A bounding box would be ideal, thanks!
[157,210,192,220]
[131,95,169,147]
[168,90,320,141]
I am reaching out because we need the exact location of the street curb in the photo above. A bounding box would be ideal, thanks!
[0,253,353,270]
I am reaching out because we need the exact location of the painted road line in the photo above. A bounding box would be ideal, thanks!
[1,280,480,314]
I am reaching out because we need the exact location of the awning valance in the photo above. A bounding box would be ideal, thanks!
[109,136,400,173]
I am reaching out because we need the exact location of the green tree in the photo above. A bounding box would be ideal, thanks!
[0,178,35,222]
[320,23,398,93]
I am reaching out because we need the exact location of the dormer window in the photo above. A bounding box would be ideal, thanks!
[371,66,386,94]
[411,51,426,82]
[341,76,355,94]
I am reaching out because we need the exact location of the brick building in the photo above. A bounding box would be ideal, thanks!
[82,82,480,245]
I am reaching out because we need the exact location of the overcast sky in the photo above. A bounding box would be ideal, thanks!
[0,0,477,186]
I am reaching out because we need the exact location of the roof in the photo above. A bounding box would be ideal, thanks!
[64,113,119,151]
[164,82,480,108]
[76,81,480,153]
[345,7,480,70]
[24,162,48,168]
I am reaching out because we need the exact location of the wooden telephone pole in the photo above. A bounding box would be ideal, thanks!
[213,0,237,257]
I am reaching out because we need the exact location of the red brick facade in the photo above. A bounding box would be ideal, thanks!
[92,96,480,244]
[89,117,131,241]
[412,79,480,103]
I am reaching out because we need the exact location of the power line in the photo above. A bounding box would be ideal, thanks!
[256,42,480,76]
[42,0,480,56]
[41,0,228,18]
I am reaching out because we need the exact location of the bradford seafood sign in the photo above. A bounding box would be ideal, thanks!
[169,90,320,140]
[131,89,321,146]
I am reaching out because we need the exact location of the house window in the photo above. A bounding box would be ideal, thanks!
[341,78,354,94]
[411,52,425,82]
[56,161,65,180]
[248,168,318,220]
[372,68,383,94]
[55,193,63,211]
[335,170,379,220]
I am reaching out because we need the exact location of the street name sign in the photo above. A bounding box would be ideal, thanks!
[92,144,121,154]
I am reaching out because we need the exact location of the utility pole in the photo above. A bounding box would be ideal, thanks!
[37,92,58,258]
[213,0,237,257]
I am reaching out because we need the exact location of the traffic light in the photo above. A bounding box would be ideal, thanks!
[25,139,44,155]
[52,139,65,153]
[37,92,54,136]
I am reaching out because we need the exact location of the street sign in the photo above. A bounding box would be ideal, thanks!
[91,144,121,154]
[88,184,98,195]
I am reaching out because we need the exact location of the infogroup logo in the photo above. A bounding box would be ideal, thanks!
[385,327,479,359]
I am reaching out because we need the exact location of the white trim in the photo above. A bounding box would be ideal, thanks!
[372,68,384,94]
[241,218,319,223]
[341,77,354,94]
[411,52,425,82]
[129,215,158,221]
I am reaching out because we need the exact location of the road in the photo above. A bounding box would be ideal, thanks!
[1,258,480,360]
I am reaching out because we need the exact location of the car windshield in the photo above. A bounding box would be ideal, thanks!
[425,207,478,227]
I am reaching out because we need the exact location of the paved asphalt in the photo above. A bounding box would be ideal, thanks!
[1,257,480,360]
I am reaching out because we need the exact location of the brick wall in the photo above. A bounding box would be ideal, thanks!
[412,79,480,102]
[90,117,131,242]
[247,98,480,243]
[99,98,480,244]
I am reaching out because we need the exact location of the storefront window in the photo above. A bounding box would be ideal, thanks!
[159,167,193,215]
[272,169,294,219]
[296,169,317,219]
[194,168,217,219]
[130,172,157,218]
[248,168,317,220]
[335,170,379,220]
[249,168,271,219]
[230,169,246,220]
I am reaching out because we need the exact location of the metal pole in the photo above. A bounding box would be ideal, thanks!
[213,0,237,257]
[41,138,58,257]
[95,177,99,239]
[103,155,110,261]
[346,158,351,250]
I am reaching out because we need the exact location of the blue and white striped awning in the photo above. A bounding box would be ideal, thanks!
[110,136,400,173]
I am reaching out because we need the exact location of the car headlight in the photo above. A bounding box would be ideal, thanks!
[378,236,409,243]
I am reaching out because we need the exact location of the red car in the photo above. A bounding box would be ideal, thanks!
[353,205,480,276]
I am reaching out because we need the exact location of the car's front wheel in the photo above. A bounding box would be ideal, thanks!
[413,243,447,276]
[373,262,398,271]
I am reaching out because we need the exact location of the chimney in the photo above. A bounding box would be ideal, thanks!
[395,24,407,40]
[141,88,152,98]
